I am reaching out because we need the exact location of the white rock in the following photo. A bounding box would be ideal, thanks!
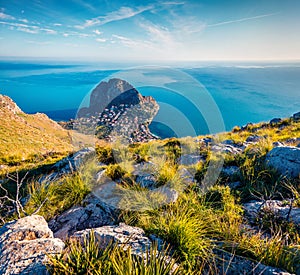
[72,223,151,255]
[0,215,64,275]
[266,146,300,178]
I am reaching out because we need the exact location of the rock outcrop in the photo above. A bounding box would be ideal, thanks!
[0,215,64,275]
[292,111,300,121]
[266,146,300,178]
[243,200,300,226]
[48,193,116,241]
[0,94,23,115]
[71,223,152,255]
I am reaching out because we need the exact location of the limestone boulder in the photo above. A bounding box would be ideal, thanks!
[266,146,300,178]
[0,215,64,275]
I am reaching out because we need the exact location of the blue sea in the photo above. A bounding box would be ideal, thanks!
[0,60,299,137]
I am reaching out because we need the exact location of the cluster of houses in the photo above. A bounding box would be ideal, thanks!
[64,102,157,143]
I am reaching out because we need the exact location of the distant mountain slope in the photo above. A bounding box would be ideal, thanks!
[0,95,73,166]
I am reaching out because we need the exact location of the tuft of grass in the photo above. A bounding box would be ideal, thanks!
[48,231,180,275]
[96,145,115,164]
[122,192,215,272]
[24,158,98,221]
[25,173,90,220]
[105,164,127,181]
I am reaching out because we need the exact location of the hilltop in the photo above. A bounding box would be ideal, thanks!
[0,95,73,172]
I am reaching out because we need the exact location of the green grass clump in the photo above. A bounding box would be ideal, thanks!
[96,145,115,164]
[24,158,98,220]
[122,192,215,272]
[48,231,180,275]
[25,173,90,220]
[105,164,127,181]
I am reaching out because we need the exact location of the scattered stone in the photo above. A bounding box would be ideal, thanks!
[246,135,262,143]
[222,166,240,177]
[203,137,213,145]
[212,249,292,275]
[72,223,179,273]
[155,186,179,204]
[48,193,116,241]
[132,162,157,189]
[273,141,284,147]
[211,144,243,155]
[222,139,235,145]
[53,147,95,172]
[241,123,253,131]
[95,169,106,183]
[136,174,157,189]
[292,111,300,121]
[266,146,300,178]
[179,154,204,166]
[270,118,282,125]
[227,181,242,190]
[0,215,64,275]
[243,200,300,226]
[178,167,195,185]
[39,147,96,183]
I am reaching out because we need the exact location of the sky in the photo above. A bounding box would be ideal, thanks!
[0,0,299,61]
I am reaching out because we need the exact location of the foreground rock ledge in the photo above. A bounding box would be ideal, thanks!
[0,215,64,275]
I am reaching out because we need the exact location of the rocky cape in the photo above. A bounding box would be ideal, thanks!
[61,78,159,143]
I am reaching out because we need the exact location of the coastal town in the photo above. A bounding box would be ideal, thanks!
[61,99,159,143]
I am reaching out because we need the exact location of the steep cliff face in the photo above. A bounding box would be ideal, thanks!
[77,78,156,118]
[75,78,159,143]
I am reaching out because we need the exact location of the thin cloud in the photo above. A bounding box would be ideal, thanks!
[19,18,28,23]
[40,28,57,34]
[0,21,57,35]
[112,34,153,49]
[207,13,279,27]
[139,21,178,49]
[17,27,38,34]
[162,2,185,5]
[93,29,102,35]
[63,31,94,38]
[96,38,106,42]
[76,5,153,29]
[0,12,15,20]
[26,40,52,45]
[53,23,62,26]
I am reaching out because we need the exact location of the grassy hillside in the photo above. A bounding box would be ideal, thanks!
[0,95,74,173]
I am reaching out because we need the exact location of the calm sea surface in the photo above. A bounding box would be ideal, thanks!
[1,61,299,137]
